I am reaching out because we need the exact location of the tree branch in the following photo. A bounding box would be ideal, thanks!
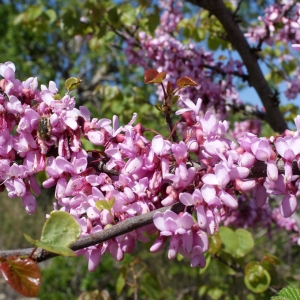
[0,203,185,262]
[185,0,288,133]
[0,159,299,263]
[225,101,266,121]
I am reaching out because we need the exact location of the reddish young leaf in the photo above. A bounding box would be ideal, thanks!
[144,69,166,84]
[176,76,198,88]
[0,257,41,297]
[144,69,159,84]
[152,71,166,83]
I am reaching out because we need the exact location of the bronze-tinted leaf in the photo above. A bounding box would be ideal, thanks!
[0,257,41,297]
[176,76,198,88]
[144,69,159,83]
[144,69,166,84]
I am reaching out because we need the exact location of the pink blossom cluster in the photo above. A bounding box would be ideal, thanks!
[2,61,300,271]
[286,45,300,99]
[244,1,300,99]
[285,64,300,99]
[124,0,245,117]
[124,0,300,105]
[245,1,300,45]
[223,195,272,230]
[230,119,262,140]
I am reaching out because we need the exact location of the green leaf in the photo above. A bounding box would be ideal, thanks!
[145,5,160,35]
[96,198,115,211]
[24,235,77,257]
[107,6,120,27]
[119,4,137,26]
[60,8,78,35]
[268,69,284,85]
[65,77,82,91]
[0,257,41,297]
[282,60,296,74]
[116,269,126,295]
[207,287,223,300]
[244,262,271,293]
[13,13,25,25]
[234,229,254,258]
[140,271,162,299]
[196,28,206,41]
[26,5,44,21]
[24,211,81,256]
[214,256,236,276]
[207,35,220,51]
[219,226,238,254]
[182,27,191,39]
[261,255,279,286]
[45,9,57,24]
[209,232,222,255]
[271,286,300,300]
[53,94,61,100]
[154,104,161,111]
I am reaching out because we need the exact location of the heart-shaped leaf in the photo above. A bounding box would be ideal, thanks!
[176,76,198,88]
[0,257,41,297]
[144,69,158,83]
[24,211,81,256]
[244,261,271,293]
[65,77,82,91]
[219,226,238,254]
[144,69,166,84]
[234,228,254,258]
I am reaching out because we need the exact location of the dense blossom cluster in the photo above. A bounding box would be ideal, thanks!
[243,0,300,100]
[1,61,300,270]
[125,0,245,118]
[125,0,300,115]
[244,0,300,45]
[230,118,262,140]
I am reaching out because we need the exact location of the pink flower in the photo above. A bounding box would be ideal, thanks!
[292,44,300,51]
[275,136,300,183]
[280,193,298,218]
[153,210,194,259]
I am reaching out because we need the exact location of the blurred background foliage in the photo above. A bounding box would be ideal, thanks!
[1,0,300,299]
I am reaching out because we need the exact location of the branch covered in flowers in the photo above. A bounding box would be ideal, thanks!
[0,204,181,262]
[0,157,299,264]
[1,61,300,273]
